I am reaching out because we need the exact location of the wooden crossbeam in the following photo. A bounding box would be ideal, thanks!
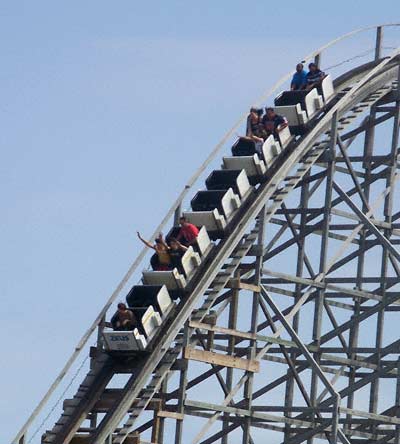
[189,321,257,341]
[157,410,185,420]
[189,321,319,352]
[71,434,139,444]
[226,279,261,292]
[64,396,162,413]
[183,347,259,372]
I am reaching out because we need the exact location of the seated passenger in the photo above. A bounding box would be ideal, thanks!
[262,107,288,139]
[246,107,266,143]
[176,216,199,247]
[305,63,326,90]
[137,231,172,271]
[111,302,137,331]
[291,63,307,90]
[168,238,188,274]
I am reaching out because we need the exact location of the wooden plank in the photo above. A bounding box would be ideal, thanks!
[183,347,259,372]
[71,434,139,444]
[188,321,319,352]
[157,410,185,420]
[64,397,162,412]
[189,321,257,341]
[226,279,260,292]
[339,407,400,425]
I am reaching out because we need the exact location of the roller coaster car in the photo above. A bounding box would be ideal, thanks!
[166,226,213,258]
[274,89,323,134]
[103,285,175,353]
[187,189,241,238]
[103,307,159,353]
[205,169,253,200]
[103,329,147,353]
[222,154,266,185]
[103,311,159,353]
[126,285,175,318]
[222,133,290,185]
[231,138,258,156]
[142,247,201,294]
[183,209,226,239]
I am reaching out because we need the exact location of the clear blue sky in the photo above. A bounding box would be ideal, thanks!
[1,1,399,442]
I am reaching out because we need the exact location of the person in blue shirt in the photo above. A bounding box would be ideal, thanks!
[291,63,308,90]
[305,63,326,90]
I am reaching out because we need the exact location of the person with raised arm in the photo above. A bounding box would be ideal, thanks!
[137,231,172,271]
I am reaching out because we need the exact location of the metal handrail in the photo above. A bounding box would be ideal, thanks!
[12,23,400,444]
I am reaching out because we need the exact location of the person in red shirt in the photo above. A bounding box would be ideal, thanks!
[176,216,199,246]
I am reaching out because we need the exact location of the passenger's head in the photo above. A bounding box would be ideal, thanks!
[308,62,318,72]
[265,107,276,119]
[169,238,179,249]
[117,302,127,311]
[296,63,304,72]
[179,216,188,227]
[250,107,262,119]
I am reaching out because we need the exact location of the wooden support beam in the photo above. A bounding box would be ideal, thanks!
[151,401,161,443]
[64,396,162,413]
[226,279,261,292]
[190,321,257,341]
[70,434,139,444]
[157,410,185,420]
[183,347,260,372]
[189,321,318,351]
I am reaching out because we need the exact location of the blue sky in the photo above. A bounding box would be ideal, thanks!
[1,1,400,442]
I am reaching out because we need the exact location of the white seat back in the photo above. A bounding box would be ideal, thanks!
[262,135,280,168]
[277,125,292,148]
[274,104,308,126]
[196,226,212,256]
[304,88,320,118]
[235,169,252,199]
[321,74,335,103]
[221,188,241,220]
[183,209,226,232]
[141,305,161,337]
[142,269,186,290]
[157,285,174,316]
[222,155,266,178]
[181,246,201,280]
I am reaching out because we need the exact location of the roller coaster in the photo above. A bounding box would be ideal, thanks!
[12,24,400,444]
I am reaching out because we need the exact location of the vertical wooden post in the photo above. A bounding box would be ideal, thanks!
[314,53,321,69]
[174,203,182,226]
[375,26,383,61]
[151,400,162,444]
